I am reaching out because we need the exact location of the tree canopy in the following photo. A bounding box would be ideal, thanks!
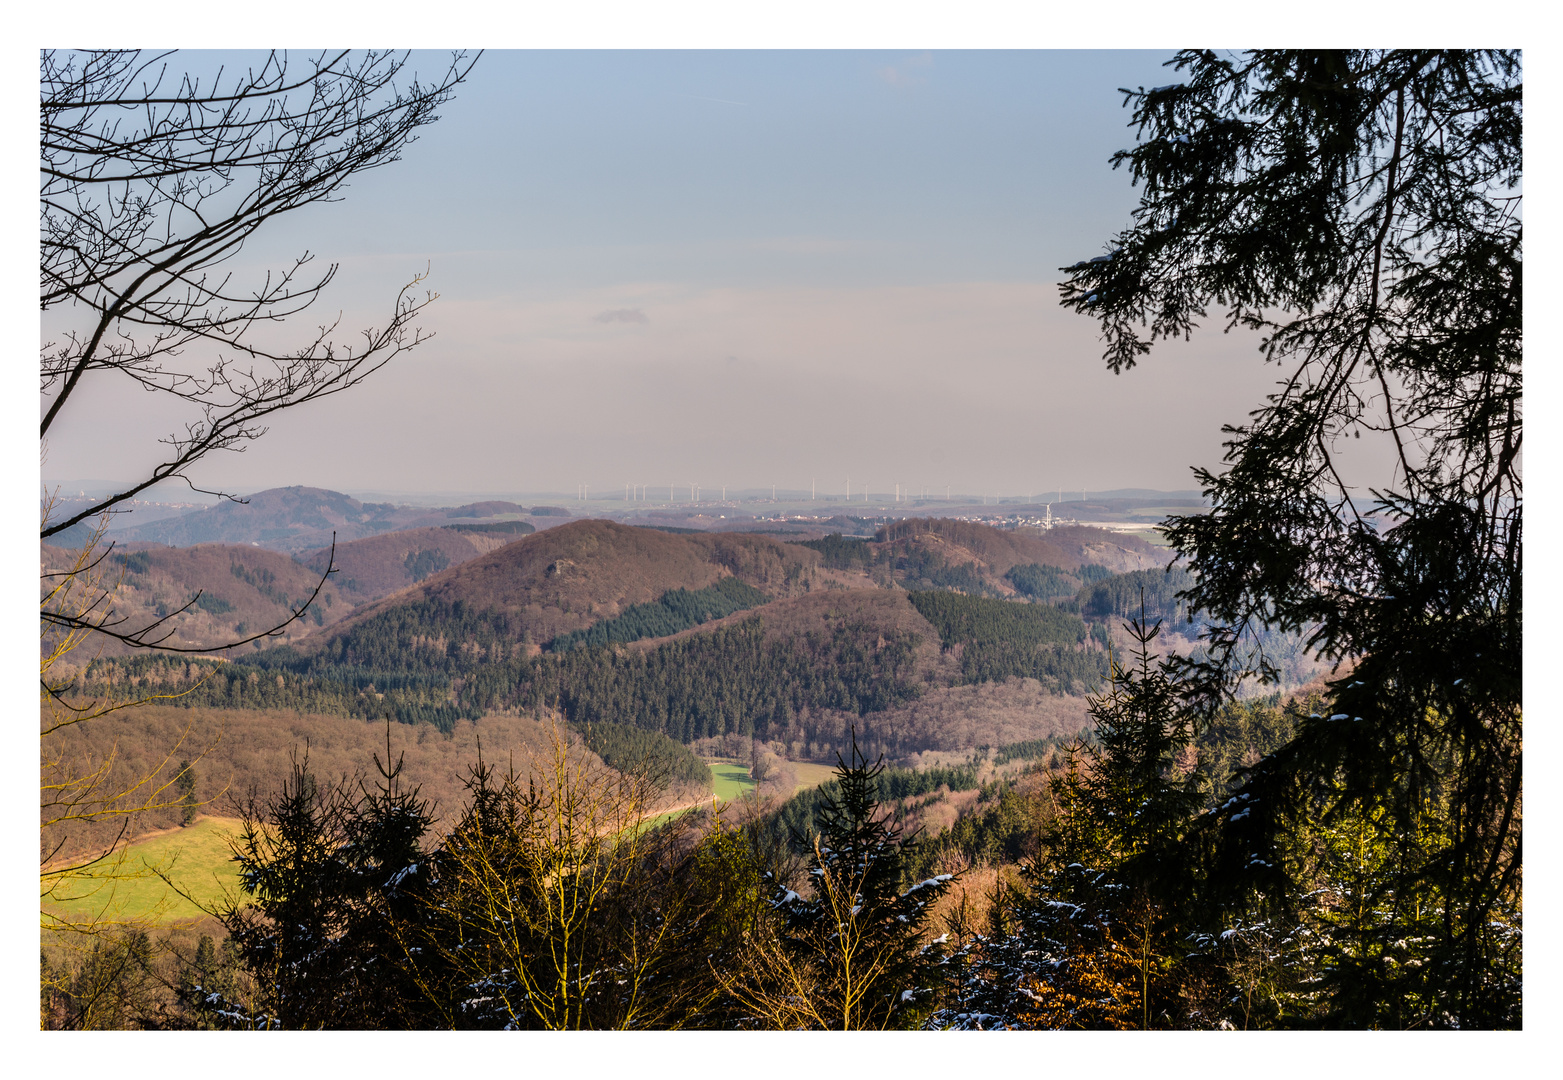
[1062,50,1521,1027]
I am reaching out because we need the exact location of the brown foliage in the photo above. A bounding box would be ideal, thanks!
[41,541,352,657]
[1017,918,1145,1030]
[40,705,615,867]
[298,526,502,601]
[310,519,822,652]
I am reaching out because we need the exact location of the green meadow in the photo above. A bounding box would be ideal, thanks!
[45,816,245,925]
[51,765,827,918]
[709,761,757,801]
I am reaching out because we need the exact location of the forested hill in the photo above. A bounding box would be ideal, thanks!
[788,518,1165,601]
[873,518,1163,577]
[65,518,1181,760]
[108,486,437,552]
[39,541,356,657]
[107,486,543,554]
[84,584,1111,759]
[306,519,823,654]
[298,525,525,602]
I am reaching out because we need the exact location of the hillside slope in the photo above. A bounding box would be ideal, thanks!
[40,541,352,658]
[109,487,547,554]
[109,486,437,552]
[309,519,823,651]
[873,518,1165,578]
[299,526,521,602]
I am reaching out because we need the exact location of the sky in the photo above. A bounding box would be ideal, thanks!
[46,49,1310,502]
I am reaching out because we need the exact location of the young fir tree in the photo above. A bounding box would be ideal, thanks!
[754,731,955,1030]
[175,760,198,827]
[401,734,715,1031]
[194,726,436,1029]
[937,604,1205,1030]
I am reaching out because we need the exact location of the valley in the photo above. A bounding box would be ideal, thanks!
[43,484,1333,1029]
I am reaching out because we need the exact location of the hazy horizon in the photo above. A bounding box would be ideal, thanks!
[48,478,1205,510]
[41,50,1398,504]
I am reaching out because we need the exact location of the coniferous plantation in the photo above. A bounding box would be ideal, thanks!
[40,49,1520,1032]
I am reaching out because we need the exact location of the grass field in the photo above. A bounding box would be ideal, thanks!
[790,761,836,792]
[639,761,755,832]
[44,816,245,925]
[710,761,757,801]
[51,764,829,918]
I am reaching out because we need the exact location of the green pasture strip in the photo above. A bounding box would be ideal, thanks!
[640,760,755,831]
[44,816,244,925]
[709,761,756,801]
[790,761,837,793]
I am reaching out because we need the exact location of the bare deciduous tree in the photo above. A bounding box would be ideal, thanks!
[39,49,476,948]
[41,48,476,535]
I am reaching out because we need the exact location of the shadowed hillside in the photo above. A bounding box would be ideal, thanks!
[39,541,353,658]
[109,488,544,554]
[299,526,524,602]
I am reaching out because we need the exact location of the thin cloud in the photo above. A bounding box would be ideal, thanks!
[877,52,933,87]
[593,308,650,325]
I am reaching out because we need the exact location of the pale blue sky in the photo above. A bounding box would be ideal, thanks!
[46,49,1304,502]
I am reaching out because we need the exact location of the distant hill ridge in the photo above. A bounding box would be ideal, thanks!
[109,486,548,554]
[874,517,1162,576]
[283,516,1165,658]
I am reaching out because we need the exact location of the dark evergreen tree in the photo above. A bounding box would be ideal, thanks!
[759,731,955,1029]
[175,759,197,826]
[193,728,436,1029]
[56,929,163,1029]
[1061,49,1521,1028]
[932,608,1204,1030]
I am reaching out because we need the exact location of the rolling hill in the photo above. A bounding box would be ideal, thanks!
[65,517,1187,766]
[107,487,548,554]
[872,517,1165,579]
[298,525,527,602]
[309,518,825,652]
[40,541,354,658]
